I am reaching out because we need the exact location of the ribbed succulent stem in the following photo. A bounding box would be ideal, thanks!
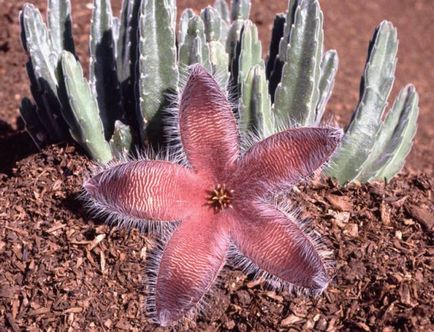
[110,120,133,158]
[213,0,229,42]
[89,0,122,140]
[356,85,419,182]
[328,21,398,184]
[201,6,222,42]
[179,9,195,46]
[200,6,229,87]
[20,4,68,141]
[240,64,273,135]
[21,5,58,98]
[179,15,212,76]
[214,0,230,25]
[273,0,323,126]
[137,0,178,145]
[226,19,244,79]
[47,0,75,55]
[230,0,251,21]
[115,0,134,83]
[266,13,285,80]
[268,0,298,98]
[60,51,112,163]
[315,50,338,124]
[238,20,262,87]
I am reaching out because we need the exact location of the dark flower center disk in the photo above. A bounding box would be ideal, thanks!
[207,184,234,212]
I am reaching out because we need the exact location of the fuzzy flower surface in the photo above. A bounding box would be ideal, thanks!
[84,65,342,326]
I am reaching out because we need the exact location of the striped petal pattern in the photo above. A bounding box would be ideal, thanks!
[229,205,328,291]
[232,127,342,197]
[179,65,240,181]
[156,211,231,326]
[84,160,202,222]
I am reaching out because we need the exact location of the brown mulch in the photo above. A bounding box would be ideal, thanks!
[1,0,433,331]
[0,145,433,331]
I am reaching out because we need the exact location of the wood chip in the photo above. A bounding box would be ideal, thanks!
[5,313,20,332]
[281,314,303,327]
[265,291,283,302]
[344,223,359,237]
[100,251,106,273]
[380,202,391,224]
[406,205,433,232]
[63,307,83,314]
[326,194,353,211]
[88,234,106,251]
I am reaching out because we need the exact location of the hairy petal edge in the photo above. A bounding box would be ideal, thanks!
[233,127,342,197]
[84,160,203,222]
[179,65,240,181]
[155,210,231,326]
[229,204,328,291]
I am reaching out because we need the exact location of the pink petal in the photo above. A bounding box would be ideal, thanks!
[155,211,230,326]
[84,160,203,223]
[229,205,328,291]
[233,127,342,198]
[179,65,239,181]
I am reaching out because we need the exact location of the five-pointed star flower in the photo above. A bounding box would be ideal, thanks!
[84,65,342,326]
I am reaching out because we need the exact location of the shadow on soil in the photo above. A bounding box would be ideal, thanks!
[0,118,38,175]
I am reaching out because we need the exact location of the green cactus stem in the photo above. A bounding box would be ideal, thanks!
[112,16,120,57]
[328,21,398,184]
[60,51,113,163]
[315,50,338,124]
[278,0,299,64]
[199,7,228,87]
[20,4,69,141]
[21,5,58,99]
[89,0,122,140]
[230,0,251,21]
[268,0,298,97]
[266,13,285,80]
[110,120,133,158]
[179,15,211,75]
[240,64,273,135]
[238,20,262,88]
[115,0,134,83]
[201,6,222,42]
[356,85,419,182]
[226,19,244,78]
[47,0,75,55]
[273,0,323,126]
[179,9,195,46]
[137,0,178,144]
[214,0,230,24]
[213,0,230,41]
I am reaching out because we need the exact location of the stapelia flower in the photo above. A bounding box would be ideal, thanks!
[84,65,342,326]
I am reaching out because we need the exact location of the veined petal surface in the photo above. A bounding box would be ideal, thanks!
[229,204,328,291]
[84,160,202,222]
[155,211,231,325]
[233,127,342,197]
[179,65,239,181]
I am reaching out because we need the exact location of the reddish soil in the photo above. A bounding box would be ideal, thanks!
[0,1,433,331]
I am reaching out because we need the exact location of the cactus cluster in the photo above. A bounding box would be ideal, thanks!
[20,0,130,163]
[20,0,418,183]
[326,22,419,183]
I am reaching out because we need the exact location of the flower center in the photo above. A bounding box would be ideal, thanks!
[207,184,234,212]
